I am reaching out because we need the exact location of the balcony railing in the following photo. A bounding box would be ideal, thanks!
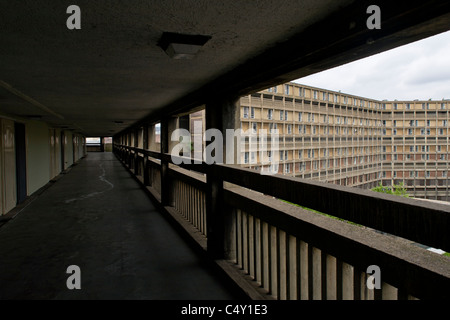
[114,143,450,300]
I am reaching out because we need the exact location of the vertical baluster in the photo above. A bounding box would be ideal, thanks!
[249,214,255,279]
[255,218,261,286]
[236,209,243,269]
[342,262,354,300]
[243,212,249,274]
[382,282,398,300]
[278,230,287,300]
[299,240,308,300]
[325,254,337,300]
[194,189,198,230]
[262,221,270,293]
[288,235,297,300]
[270,225,278,299]
[311,247,322,300]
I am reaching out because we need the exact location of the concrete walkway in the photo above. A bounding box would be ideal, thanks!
[0,153,239,300]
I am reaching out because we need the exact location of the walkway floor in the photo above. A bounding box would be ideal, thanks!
[0,153,239,300]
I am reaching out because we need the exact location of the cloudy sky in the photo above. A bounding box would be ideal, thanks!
[294,30,450,101]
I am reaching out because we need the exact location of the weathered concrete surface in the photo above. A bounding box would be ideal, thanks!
[0,153,238,300]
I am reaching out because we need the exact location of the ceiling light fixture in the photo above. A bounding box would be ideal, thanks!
[158,32,212,60]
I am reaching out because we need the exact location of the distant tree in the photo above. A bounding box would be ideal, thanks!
[372,182,409,198]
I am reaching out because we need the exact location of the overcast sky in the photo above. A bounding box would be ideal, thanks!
[294,30,450,102]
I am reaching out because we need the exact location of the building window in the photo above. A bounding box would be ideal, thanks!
[313,90,318,99]
[443,171,447,177]
[280,110,284,121]
[298,112,303,122]
[285,163,291,173]
[298,150,302,159]
[243,107,249,119]
[443,120,448,126]
[244,152,249,164]
[299,125,304,134]
[268,109,273,120]
[406,103,411,110]
[285,85,290,95]
[439,128,444,135]
[273,86,278,93]
[252,122,257,134]
[299,87,304,97]
[250,152,256,164]
[250,107,255,119]
[287,124,292,134]
[408,128,413,135]
[269,123,277,133]
[285,111,288,121]
[299,162,304,172]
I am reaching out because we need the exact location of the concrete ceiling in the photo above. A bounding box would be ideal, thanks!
[1,1,450,136]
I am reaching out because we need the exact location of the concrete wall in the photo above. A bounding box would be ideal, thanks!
[0,115,86,215]
[26,120,50,195]
[63,131,74,169]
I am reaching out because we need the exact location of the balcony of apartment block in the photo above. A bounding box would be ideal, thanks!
[113,110,450,300]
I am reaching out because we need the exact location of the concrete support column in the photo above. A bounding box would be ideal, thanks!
[100,136,104,152]
[205,97,240,259]
[148,123,158,152]
[161,118,170,206]
[143,123,150,186]
[134,128,139,174]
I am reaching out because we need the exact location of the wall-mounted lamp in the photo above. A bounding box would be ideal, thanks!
[158,32,212,60]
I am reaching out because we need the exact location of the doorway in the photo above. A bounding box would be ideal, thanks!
[14,122,27,204]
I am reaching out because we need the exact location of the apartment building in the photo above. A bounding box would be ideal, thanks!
[240,82,450,201]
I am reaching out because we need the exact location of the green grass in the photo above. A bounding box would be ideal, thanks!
[280,199,362,227]
[281,199,450,256]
